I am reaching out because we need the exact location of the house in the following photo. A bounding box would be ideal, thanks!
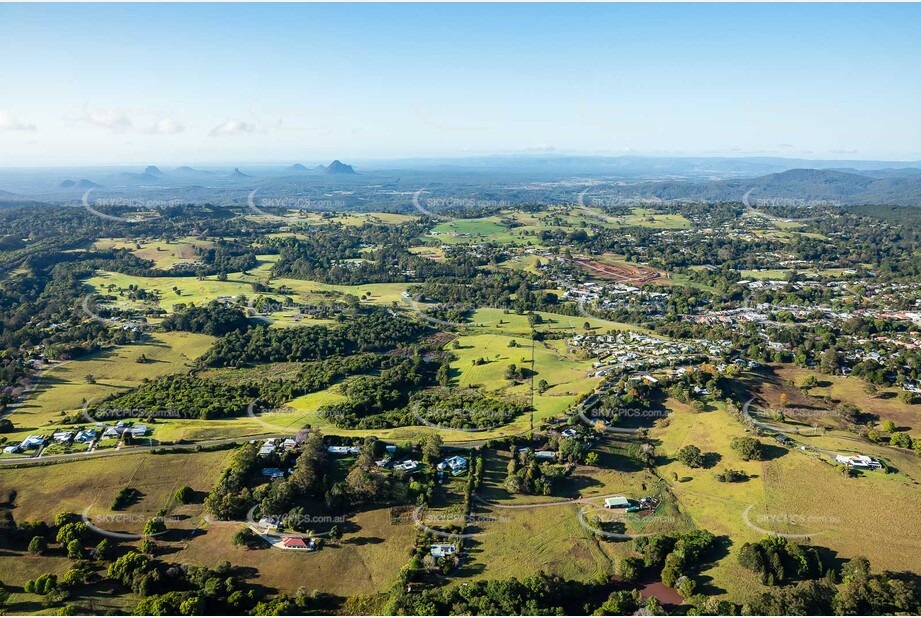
[835,454,882,470]
[258,517,279,532]
[327,445,361,455]
[395,460,419,472]
[259,439,278,456]
[74,429,96,443]
[282,438,297,450]
[534,450,557,460]
[3,445,21,454]
[437,455,468,475]
[129,424,148,437]
[430,543,456,558]
[282,537,316,550]
[52,431,73,444]
[20,435,45,450]
[604,496,631,509]
[560,428,578,439]
[261,467,285,479]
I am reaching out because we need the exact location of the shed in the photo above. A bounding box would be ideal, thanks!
[604,496,631,509]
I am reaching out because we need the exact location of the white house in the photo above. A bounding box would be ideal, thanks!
[395,460,419,472]
[430,544,456,558]
[835,454,882,470]
[20,435,45,450]
[437,455,468,475]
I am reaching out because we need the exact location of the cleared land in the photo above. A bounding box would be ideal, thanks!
[172,506,416,597]
[2,332,214,442]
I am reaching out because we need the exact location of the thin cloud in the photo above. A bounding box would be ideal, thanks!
[84,108,133,131]
[209,120,257,137]
[147,118,184,135]
[0,110,37,132]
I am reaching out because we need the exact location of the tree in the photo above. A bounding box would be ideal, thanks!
[881,420,897,434]
[676,445,705,468]
[420,433,443,463]
[143,517,166,537]
[28,535,47,555]
[95,539,112,560]
[56,522,88,546]
[174,485,194,504]
[537,379,550,394]
[66,539,84,559]
[0,580,9,607]
[890,432,913,449]
[585,452,600,466]
[779,393,789,409]
[819,349,840,374]
[618,556,643,582]
[730,436,764,461]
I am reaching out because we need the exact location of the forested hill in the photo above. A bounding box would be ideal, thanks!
[599,168,921,206]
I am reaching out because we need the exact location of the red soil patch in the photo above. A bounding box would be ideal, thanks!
[575,259,661,283]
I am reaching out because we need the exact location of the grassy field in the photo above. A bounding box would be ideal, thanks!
[87,265,410,314]
[0,450,232,614]
[424,208,691,247]
[462,445,675,583]
[93,236,214,270]
[444,332,599,421]
[769,364,921,433]
[2,332,214,441]
[648,391,921,603]
[172,506,416,597]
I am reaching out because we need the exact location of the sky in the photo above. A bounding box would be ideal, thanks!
[1,2,920,166]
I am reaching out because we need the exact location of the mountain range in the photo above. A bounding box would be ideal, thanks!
[594,168,921,206]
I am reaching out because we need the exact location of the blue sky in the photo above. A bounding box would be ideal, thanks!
[1,3,919,165]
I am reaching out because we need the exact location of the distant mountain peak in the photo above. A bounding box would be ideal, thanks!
[287,163,310,172]
[60,178,101,189]
[145,165,164,176]
[231,167,251,178]
[325,160,356,175]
